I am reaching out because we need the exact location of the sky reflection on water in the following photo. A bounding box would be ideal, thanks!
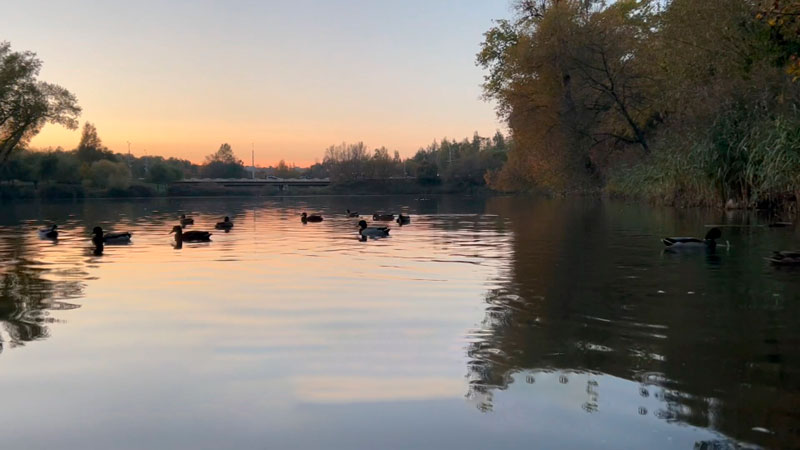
[0,196,798,449]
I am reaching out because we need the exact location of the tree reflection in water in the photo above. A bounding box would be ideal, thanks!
[0,235,82,351]
[466,197,800,449]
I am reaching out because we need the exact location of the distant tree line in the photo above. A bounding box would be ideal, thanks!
[0,122,199,193]
[478,0,800,207]
[1,39,510,194]
[313,131,509,186]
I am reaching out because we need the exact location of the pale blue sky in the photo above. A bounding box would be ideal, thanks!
[4,0,511,164]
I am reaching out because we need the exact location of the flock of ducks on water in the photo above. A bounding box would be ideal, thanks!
[35,210,413,250]
[35,216,799,265]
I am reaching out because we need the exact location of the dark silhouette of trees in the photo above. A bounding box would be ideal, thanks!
[75,122,116,163]
[200,143,245,178]
[0,42,81,165]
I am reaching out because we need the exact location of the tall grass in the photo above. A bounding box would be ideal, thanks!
[607,111,800,209]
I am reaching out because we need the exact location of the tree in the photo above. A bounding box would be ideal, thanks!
[205,143,239,164]
[200,143,245,178]
[573,1,658,153]
[75,122,115,163]
[147,161,182,191]
[88,159,131,189]
[274,159,298,178]
[0,42,81,165]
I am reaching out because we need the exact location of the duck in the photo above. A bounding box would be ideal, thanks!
[215,216,234,230]
[396,214,411,225]
[359,220,390,238]
[179,214,194,227]
[346,209,359,217]
[170,225,211,242]
[767,250,800,266]
[373,213,394,221]
[301,212,323,223]
[92,226,132,245]
[662,227,722,250]
[38,224,58,239]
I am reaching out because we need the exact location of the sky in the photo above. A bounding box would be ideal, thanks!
[5,0,510,166]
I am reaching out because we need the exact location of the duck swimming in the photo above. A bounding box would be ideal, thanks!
[180,214,194,227]
[662,227,722,251]
[359,220,390,238]
[346,209,359,217]
[301,212,323,223]
[373,213,394,221]
[215,216,234,230]
[38,224,58,239]
[396,214,411,225]
[170,225,211,242]
[767,250,800,266]
[92,226,132,245]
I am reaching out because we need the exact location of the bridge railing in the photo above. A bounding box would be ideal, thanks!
[174,178,330,184]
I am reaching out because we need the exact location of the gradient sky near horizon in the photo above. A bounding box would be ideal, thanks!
[5,0,510,166]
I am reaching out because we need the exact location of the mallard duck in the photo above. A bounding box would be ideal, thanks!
[92,226,132,245]
[346,209,359,217]
[38,224,58,239]
[396,214,411,225]
[662,227,722,250]
[170,225,211,242]
[301,212,323,223]
[359,220,390,238]
[180,214,194,226]
[215,216,234,230]
[767,250,800,265]
[373,213,394,221]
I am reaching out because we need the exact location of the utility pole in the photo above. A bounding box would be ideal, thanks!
[126,141,131,169]
[251,142,255,179]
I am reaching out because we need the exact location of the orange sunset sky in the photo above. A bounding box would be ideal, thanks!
[6,0,509,166]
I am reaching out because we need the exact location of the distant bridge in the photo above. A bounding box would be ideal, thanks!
[173,178,330,189]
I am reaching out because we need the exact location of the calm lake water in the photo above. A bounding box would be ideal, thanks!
[0,196,798,449]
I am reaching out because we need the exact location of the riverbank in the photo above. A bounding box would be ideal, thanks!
[0,179,493,201]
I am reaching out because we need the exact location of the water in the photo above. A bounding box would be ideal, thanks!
[0,196,798,450]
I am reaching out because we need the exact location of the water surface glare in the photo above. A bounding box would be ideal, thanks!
[1,196,798,449]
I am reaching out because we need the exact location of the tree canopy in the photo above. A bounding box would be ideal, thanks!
[478,0,800,206]
[200,143,245,178]
[0,42,81,165]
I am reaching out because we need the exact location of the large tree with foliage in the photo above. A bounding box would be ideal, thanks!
[200,143,245,178]
[478,0,659,190]
[0,42,81,165]
[479,0,800,206]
